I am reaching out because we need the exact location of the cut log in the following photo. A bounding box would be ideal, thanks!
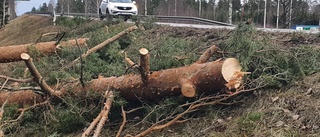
[0,46,247,105]
[0,58,244,105]
[84,58,243,101]
[0,38,88,63]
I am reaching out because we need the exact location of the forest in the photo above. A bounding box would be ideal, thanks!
[1,0,319,29]
[53,0,320,28]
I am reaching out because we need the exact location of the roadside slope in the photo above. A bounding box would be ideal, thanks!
[0,14,66,46]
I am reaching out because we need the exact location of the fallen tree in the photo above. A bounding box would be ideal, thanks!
[0,38,88,63]
[0,45,248,105]
[0,25,249,136]
[0,44,250,137]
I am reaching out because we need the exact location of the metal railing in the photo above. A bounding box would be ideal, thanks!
[54,12,234,26]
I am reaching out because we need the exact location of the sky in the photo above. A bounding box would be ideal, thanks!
[16,0,51,16]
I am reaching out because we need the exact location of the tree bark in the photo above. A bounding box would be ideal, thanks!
[0,90,44,106]
[0,38,88,63]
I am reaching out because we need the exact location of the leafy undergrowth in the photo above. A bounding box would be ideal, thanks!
[0,15,319,137]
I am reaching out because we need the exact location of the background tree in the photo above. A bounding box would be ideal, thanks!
[0,0,9,28]
[216,0,229,22]
[39,3,49,12]
[31,7,37,12]
[48,0,55,12]
[52,0,319,28]
[232,0,241,23]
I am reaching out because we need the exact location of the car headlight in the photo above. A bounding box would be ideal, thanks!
[133,5,137,10]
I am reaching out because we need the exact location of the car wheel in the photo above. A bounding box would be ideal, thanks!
[105,8,110,20]
[124,16,129,21]
[99,9,104,20]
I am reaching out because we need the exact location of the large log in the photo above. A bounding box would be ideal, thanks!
[84,57,242,101]
[0,46,246,105]
[0,38,88,63]
[0,59,243,106]
[0,90,44,106]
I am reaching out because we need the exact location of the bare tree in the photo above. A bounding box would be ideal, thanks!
[48,0,55,12]
[2,0,6,27]
[228,0,232,24]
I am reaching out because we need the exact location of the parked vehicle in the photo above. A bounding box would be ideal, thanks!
[99,0,138,20]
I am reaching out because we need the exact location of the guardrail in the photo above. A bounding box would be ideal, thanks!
[54,12,234,26]
[144,15,234,26]
[25,12,318,34]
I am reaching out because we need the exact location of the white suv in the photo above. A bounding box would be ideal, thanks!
[99,0,138,20]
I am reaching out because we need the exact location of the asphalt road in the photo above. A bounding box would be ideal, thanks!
[156,22,320,34]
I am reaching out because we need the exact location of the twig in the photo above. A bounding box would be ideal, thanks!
[35,32,59,43]
[93,91,114,137]
[55,32,66,45]
[1,86,42,91]
[116,106,127,137]
[134,85,262,137]
[125,107,143,114]
[0,78,8,90]
[82,111,104,137]
[0,75,33,83]
[82,90,114,137]
[125,57,139,69]
[0,94,9,137]
[1,100,49,127]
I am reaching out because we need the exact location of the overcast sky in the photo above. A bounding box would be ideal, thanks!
[16,0,51,16]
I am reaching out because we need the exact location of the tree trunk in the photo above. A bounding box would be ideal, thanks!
[0,38,88,63]
[84,57,242,101]
[0,56,244,105]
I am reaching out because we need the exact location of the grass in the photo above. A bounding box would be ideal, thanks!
[0,15,66,46]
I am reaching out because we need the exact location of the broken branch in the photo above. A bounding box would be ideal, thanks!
[196,45,220,64]
[116,106,127,137]
[139,48,150,84]
[125,57,138,69]
[82,90,114,137]
[0,75,33,83]
[21,53,60,97]
[93,91,114,137]
[62,25,138,70]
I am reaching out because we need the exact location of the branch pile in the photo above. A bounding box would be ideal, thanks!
[0,25,251,136]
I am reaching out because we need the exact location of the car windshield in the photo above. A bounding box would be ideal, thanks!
[109,0,132,3]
